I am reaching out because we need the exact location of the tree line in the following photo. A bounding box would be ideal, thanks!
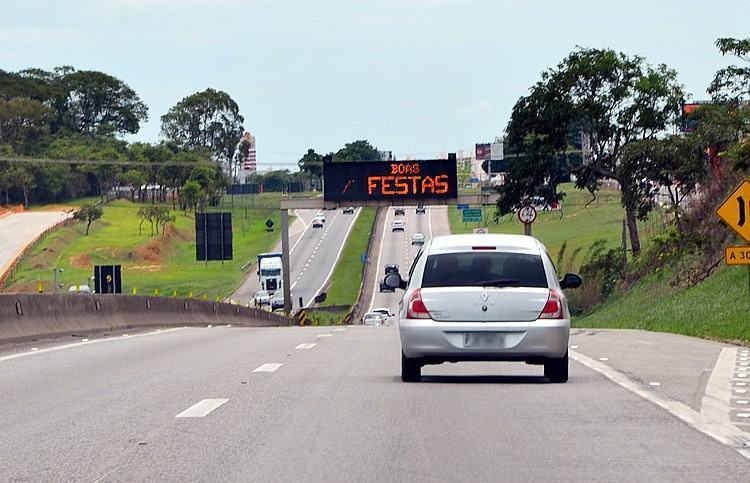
[0,66,245,208]
[499,37,750,256]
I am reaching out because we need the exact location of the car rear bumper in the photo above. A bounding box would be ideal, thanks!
[399,318,569,360]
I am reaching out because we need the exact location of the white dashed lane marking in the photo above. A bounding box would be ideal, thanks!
[296,343,317,350]
[317,334,333,339]
[175,399,229,418]
[253,363,284,373]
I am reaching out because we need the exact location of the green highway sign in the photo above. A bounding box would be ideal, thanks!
[462,208,482,222]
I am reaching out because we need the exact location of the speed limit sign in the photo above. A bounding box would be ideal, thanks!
[518,205,537,225]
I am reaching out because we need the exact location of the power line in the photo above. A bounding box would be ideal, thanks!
[0,156,300,167]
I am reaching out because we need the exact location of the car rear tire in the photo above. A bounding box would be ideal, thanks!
[401,352,422,382]
[544,351,568,383]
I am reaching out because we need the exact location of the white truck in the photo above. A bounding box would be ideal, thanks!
[257,252,283,293]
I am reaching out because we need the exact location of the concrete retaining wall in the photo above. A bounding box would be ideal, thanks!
[0,294,292,343]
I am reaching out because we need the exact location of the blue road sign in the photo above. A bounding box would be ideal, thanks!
[462,209,482,222]
[457,204,469,210]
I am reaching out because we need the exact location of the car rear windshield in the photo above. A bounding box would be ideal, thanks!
[421,252,548,288]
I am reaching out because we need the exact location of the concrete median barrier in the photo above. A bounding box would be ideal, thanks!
[0,294,292,343]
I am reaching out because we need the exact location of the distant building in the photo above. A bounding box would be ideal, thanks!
[378,150,394,161]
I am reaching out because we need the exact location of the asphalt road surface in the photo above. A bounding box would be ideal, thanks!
[1,325,748,481]
[0,211,71,277]
[366,205,450,319]
[232,208,360,308]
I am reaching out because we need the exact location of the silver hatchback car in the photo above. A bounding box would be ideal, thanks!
[383,234,582,383]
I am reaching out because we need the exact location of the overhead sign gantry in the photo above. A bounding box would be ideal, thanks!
[278,153,496,315]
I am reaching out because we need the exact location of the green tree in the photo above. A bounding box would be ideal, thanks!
[0,97,53,151]
[333,140,379,161]
[298,148,323,187]
[708,36,750,172]
[503,48,684,255]
[709,37,750,102]
[59,70,148,136]
[180,179,204,212]
[73,204,103,236]
[160,88,244,166]
[119,169,147,202]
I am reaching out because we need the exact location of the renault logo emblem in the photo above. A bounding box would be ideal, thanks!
[481,291,489,302]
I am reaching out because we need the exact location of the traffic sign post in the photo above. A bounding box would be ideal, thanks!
[716,180,750,308]
[518,205,537,236]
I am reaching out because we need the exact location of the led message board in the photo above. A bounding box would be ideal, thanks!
[323,159,458,202]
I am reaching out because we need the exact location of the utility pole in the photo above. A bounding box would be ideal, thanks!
[281,207,292,317]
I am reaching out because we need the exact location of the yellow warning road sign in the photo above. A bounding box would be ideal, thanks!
[725,246,750,265]
[716,180,750,242]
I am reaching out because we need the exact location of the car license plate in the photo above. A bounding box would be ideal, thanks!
[463,332,503,348]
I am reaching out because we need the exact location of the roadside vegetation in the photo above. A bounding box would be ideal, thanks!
[4,195,293,300]
[487,37,750,343]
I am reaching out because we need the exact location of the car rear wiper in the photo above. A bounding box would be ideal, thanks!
[478,278,521,287]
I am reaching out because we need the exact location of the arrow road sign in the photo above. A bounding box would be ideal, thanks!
[716,180,750,242]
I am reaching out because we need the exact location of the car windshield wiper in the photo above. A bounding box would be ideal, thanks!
[478,278,521,287]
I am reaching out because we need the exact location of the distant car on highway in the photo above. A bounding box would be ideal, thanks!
[315,212,326,222]
[384,263,399,274]
[270,292,285,311]
[343,206,355,214]
[372,307,393,318]
[254,290,271,306]
[312,217,324,228]
[416,206,426,214]
[363,312,387,326]
[380,264,400,292]
[383,234,582,383]
[411,233,425,245]
[391,219,405,232]
[394,207,405,216]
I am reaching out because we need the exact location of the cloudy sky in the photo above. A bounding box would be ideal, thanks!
[2,0,749,169]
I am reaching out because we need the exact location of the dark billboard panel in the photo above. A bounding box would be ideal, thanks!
[323,159,457,202]
[196,212,233,261]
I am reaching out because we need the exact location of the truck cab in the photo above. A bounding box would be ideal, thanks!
[257,252,283,293]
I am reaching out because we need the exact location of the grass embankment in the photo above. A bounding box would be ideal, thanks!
[5,194,296,301]
[575,265,750,344]
[448,183,662,262]
[307,208,377,325]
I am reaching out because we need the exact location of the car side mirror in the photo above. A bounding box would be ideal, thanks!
[560,273,582,289]
[384,272,407,290]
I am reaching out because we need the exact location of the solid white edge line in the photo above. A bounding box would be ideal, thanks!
[304,208,361,308]
[0,327,188,364]
[289,209,314,255]
[570,349,750,460]
[701,347,737,425]
[175,398,229,418]
[367,207,391,314]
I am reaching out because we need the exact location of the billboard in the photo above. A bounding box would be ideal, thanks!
[195,213,233,261]
[475,143,491,161]
[323,158,458,202]
[681,101,711,133]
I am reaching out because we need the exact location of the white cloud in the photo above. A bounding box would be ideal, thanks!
[455,99,492,115]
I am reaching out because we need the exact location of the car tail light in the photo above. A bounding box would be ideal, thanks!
[407,289,432,319]
[539,290,563,319]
